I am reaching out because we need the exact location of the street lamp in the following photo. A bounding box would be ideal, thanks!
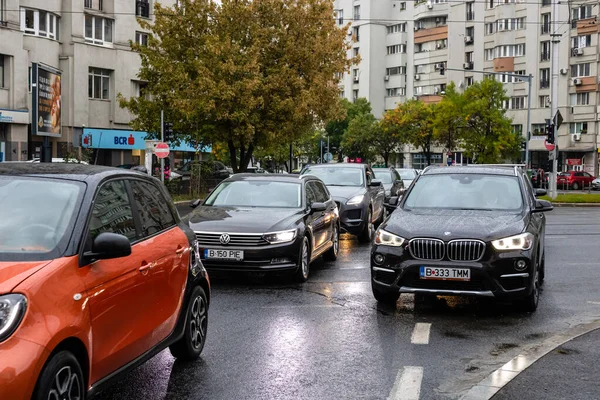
[440,66,533,167]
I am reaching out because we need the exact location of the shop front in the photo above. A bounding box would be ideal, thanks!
[0,108,30,162]
[81,128,208,167]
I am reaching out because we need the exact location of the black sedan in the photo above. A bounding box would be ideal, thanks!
[371,165,553,312]
[185,174,340,281]
[300,163,385,243]
[372,167,406,204]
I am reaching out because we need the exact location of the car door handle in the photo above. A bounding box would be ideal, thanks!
[175,245,186,255]
[139,262,153,274]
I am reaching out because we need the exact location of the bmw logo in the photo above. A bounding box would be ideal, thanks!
[219,233,231,245]
[444,232,452,236]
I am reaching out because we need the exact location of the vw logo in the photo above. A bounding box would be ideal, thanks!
[219,233,231,245]
[444,231,452,236]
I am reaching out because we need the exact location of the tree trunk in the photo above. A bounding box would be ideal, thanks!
[228,140,238,173]
[240,142,255,172]
[383,152,389,167]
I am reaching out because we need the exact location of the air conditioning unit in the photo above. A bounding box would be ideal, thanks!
[427,1,433,8]
[545,96,551,107]
[560,68,568,75]
[414,26,420,31]
[353,76,359,82]
[414,74,421,80]
[436,43,443,49]
[572,47,584,56]
[384,75,390,81]
[348,31,353,36]
[463,61,473,70]
[572,133,582,141]
[573,78,583,85]
[464,36,473,44]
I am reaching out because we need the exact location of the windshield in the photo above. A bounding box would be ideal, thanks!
[204,180,302,208]
[0,177,83,260]
[303,167,364,187]
[404,174,523,211]
[373,170,392,184]
[398,169,417,180]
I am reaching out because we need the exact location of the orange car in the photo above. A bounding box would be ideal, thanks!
[0,163,210,399]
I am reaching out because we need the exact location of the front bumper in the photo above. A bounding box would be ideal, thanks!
[198,238,302,273]
[370,244,535,299]
[334,200,368,235]
[0,336,49,400]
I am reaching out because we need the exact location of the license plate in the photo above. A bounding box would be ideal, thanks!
[420,266,470,281]
[204,249,244,260]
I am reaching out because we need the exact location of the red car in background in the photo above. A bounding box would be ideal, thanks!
[556,171,596,190]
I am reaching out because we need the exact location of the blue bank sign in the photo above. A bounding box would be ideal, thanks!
[81,128,210,153]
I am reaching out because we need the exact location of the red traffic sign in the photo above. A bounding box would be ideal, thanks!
[544,140,555,151]
[155,142,170,159]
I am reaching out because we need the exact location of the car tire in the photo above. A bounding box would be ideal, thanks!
[295,237,311,282]
[323,225,340,262]
[358,208,373,243]
[520,269,540,312]
[372,283,399,305]
[33,350,85,400]
[572,182,580,190]
[169,286,208,361]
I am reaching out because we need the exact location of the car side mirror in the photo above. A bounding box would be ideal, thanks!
[535,188,547,197]
[388,196,399,206]
[190,199,203,208]
[84,233,132,262]
[396,187,406,196]
[369,179,383,187]
[310,202,327,212]
[533,199,553,213]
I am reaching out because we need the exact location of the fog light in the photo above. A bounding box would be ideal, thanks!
[373,254,385,265]
[515,260,527,271]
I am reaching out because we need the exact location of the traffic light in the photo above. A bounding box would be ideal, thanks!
[546,123,555,144]
[520,141,526,150]
[163,122,173,142]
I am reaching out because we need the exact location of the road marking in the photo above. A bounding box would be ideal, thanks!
[388,366,423,400]
[411,323,432,345]
[587,301,600,305]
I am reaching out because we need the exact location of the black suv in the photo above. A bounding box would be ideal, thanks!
[371,165,553,311]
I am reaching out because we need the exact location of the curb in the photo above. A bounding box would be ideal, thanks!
[460,320,600,400]
[551,203,600,207]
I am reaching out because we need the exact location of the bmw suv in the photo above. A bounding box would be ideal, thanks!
[371,165,553,312]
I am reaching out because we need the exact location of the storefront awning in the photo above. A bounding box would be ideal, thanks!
[81,128,211,153]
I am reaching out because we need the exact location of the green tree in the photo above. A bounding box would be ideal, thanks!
[341,113,377,161]
[433,82,466,152]
[119,0,354,172]
[461,77,520,163]
[325,98,373,161]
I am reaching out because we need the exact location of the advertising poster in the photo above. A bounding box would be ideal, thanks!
[32,64,62,137]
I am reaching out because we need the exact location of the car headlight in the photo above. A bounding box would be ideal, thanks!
[492,233,534,251]
[263,229,297,244]
[347,194,365,205]
[375,229,406,247]
[0,294,27,342]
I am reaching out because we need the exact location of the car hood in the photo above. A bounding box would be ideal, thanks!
[185,206,304,233]
[326,186,366,202]
[0,260,52,293]
[383,208,526,242]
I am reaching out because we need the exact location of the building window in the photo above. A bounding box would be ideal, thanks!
[572,5,593,22]
[352,68,359,80]
[497,70,525,83]
[570,92,590,106]
[387,23,406,34]
[492,44,526,58]
[136,0,151,18]
[512,125,523,136]
[466,2,474,20]
[503,96,527,109]
[571,63,591,77]
[89,68,111,100]
[386,66,406,75]
[465,26,474,42]
[353,5,360,20]
[353,27,360,42]
[572,35,591,49]
[540,41,550,61]
[339,88,345,98]
[485,23,494,35]
[495,17,526,32]
[133,80,150,99]
[412,153,442,169]
[386,87,405,97]
[465,52,473,63]
[539,95,550,108]
[353,47,359,57]
[541,13,550,34]
[352,89,359,102]
[20,8,60,40]
[0,55,4,89]
[532,124,546,136]
[387,44,406,54]
[0,0,6,26]
[135,31,149,46]
[335,9,343,25]
[400,2,406,10]
[569,122,588,134]
[85,0,103,10]
[85,14,113,46]
[539,68,550,88]
[466,76,474,86]
[541,0,550,5]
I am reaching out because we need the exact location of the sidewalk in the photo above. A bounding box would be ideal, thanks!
[492,328,600,400]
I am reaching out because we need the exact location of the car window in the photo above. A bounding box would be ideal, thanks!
[398,169,417,180]
[373,170,393,184]
[305,183,318,205]
[575,172,584,177]
[309,181,329,203]
[302,166,364,187]
[130,180,176,237]
[205,180,302,208]
[89,180,137,242]
[583,172,592,178]
[365,168,372,185]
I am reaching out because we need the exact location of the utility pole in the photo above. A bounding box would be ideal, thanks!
[549,0,562,199]
[525,74,532,167]
[160,109,164,183]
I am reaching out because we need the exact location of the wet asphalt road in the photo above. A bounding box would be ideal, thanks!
[95,207,600,400]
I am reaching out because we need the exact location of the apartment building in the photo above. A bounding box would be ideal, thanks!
[0,0,200,166]
[334,0,600,174]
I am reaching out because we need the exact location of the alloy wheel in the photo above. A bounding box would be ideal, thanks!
[189,294,208,350]
[47,366,82,400]
[367,210,373,239]
[332,227,339,256]
[301,240,309,279]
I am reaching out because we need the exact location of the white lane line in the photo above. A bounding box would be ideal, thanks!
[411,323,432,345]
[388,366,423,400]
[587,301,600,305]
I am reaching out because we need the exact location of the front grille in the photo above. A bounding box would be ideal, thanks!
[447,240,486,262]
[346,209,362,220]
[409,238,445,261]
[195,232,269,247]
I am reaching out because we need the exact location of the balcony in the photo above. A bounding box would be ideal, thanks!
[576,18,597,35]
[493,57,514,72]
[414,25,448,44]
[466,11,474,21]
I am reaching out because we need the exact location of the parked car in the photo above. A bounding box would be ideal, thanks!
[371,165,552,312]
[30,157,89,164]
[372,167,406,203]
[175,160,231,181]
[556,171,596,190]
[186,174,340,281]
[300,163,385,243]
[0,163,210,400]
[397,168,419,187]
[592,177,600,190]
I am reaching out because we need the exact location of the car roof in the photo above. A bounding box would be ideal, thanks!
[0,163,156,183]
[228,173,307,183]
[304,163,365,169]
[422,165,519,176]
[372,167,394,170]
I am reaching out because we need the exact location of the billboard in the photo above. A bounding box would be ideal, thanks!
[32,63,62,137]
